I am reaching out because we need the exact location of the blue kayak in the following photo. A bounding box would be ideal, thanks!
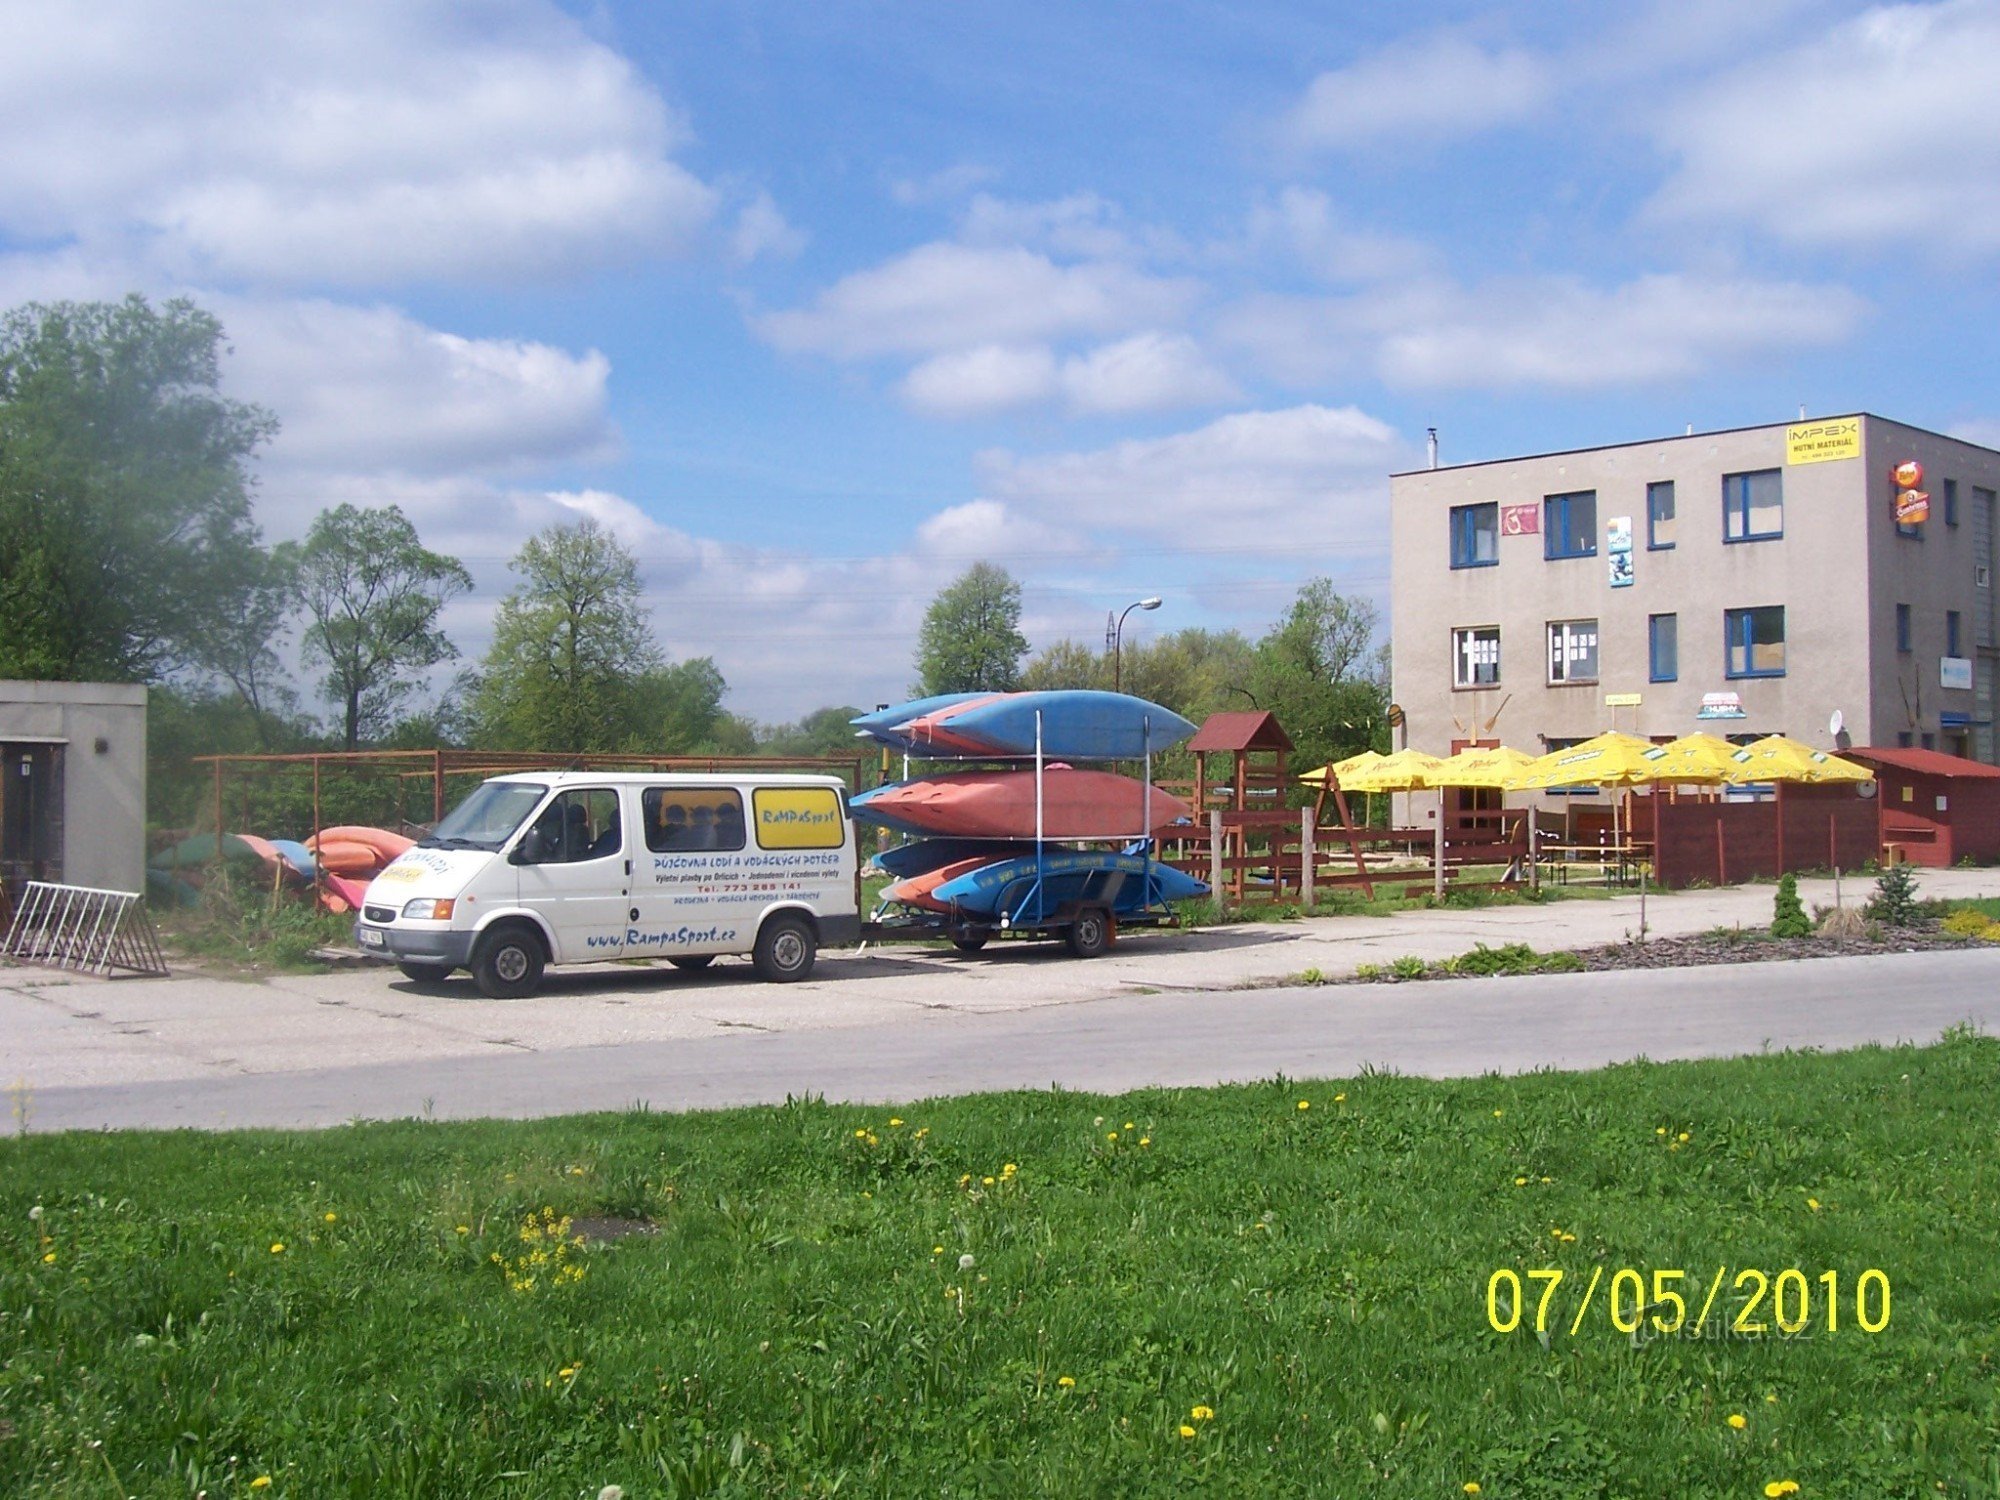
[870,838,1041,878]
[931,849,1209,924]
[857,690,1196,760]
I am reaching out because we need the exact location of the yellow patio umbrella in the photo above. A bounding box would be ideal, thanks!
[1297,748,1384,786]
[1428,744,1536,788]
[1505,731,1666,792]
[1645,732,1744,786]
[1723,735,1872,784]
[1338,747,1448,793]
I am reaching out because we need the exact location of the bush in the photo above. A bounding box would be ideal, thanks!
[1818,906,1869,941]
[1865,864,1924,927]
[1390,955,1428,980]
[1940,908,2000,941]
[1440,941,1583,977]
[1770,873,1811,939]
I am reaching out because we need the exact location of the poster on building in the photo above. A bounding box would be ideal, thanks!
[1607,515,1633,587]
[1941,656,1973,691]
[1500,503,1538,536]
[1786,417,1861,464]
[1896,488,1931,525]
[1698,691,1746,720]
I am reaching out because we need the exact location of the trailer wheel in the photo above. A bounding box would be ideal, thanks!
[669,955,715,971]
[753,913,817,982]
[471,922,546,999]
[1064,906,1113,959]
[397,961,454,986]
[950,934,989,953]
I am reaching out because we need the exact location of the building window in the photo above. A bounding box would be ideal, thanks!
[1725,605,1786,678]
[1452,625,1500,687]
[1646,481,1676,549]
[1921,731,1936,750]
[1896,602,1912,653]
[1543,491,1597,560]
[1948,610,1962,657]
[1945,478,1959,527]
[1722,469,1783,542]
[1897,730,1914,748]
[1547,618,1599,684]
[1649,614,1678,682]
[1450,503,1498,569]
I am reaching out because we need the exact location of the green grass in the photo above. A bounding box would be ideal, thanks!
[150,879,356,974]
[5,1037,1999,1496]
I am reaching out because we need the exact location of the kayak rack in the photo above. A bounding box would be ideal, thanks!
[865,705,1189,956]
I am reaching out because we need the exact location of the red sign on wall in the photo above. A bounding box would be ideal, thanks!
[1500,504,1539,536]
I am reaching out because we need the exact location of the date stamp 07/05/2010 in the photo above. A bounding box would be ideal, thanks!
[1485,1266,1891,1343]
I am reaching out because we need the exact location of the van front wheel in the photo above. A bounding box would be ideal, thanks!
[471,922,546,999]
[753,913,817,983]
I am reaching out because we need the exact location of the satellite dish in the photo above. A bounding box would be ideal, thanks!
[1829,709,1844,737]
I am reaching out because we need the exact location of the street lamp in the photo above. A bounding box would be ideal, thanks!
[1112,596,1163,692]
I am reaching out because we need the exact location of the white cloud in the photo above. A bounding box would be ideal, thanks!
[1647,0,2000,255]
[1286,32,1552,150]
[888,163,996,206]
[1058,332,1240,415]
[977,404,1407,554]
[1221,272,1867,391]
[731,191,807,263]
[900,344,1058,417]
[0,0,716,286]
[958,192,1142,261]
[220,297,618,490]
[756,241,1199,359]
[1242,187,1441,284]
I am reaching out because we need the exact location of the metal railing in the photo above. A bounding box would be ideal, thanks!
[1,882,169,978]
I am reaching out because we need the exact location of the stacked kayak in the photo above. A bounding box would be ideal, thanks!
[856,690,1208,930]
[147,824,414,913]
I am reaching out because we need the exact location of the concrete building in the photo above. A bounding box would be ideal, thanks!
[1389,414,2000,771]
[0,681,147,893]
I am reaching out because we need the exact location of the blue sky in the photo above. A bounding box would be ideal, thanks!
[3,0,1997,719]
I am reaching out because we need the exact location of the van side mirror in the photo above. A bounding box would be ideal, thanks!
[508,841,534,866]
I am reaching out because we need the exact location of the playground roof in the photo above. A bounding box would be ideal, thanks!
[1187,711,1293,754]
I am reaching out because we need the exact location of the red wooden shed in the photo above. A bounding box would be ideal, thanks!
[1845,746,2000,867]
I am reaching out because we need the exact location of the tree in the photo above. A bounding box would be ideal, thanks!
[472,520,665,752]
[1248,579,1389,777]
[0,295,277,681]
[185,544,302,744]
[294,504,473,749]
[1021,627,1256,725]
[629,658,732,753]
[759,705,868,759]
[914,563,1029,695]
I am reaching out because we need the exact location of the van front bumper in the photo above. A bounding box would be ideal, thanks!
[355,922,475,967]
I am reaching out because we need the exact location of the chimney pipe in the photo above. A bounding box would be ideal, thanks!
[1426,427,1438,469]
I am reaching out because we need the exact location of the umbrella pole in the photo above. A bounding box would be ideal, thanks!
[1433,794,1445,901]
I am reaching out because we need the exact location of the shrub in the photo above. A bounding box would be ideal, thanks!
[1818,906,1869,941]
[1352,962,1384,981]
[1390,955,1428,980]
[1770,873,1811,939]
[1441,942,1584,977]
[1865,864,1924,927]
[1940,908,2000,941]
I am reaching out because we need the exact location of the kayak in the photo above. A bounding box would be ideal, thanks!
[930,849,1209,923]
[852,768,1191,839]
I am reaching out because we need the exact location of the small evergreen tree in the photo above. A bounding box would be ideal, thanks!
[1770,873,1810,938]
[1865,863,1923,927]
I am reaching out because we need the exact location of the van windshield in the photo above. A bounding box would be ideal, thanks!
[421,783,549,850]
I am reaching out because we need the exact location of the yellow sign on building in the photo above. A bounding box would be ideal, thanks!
[1786,417,1861,464]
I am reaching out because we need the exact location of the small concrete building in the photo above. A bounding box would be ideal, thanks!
[1389,414,2000,770]
[0,681,147,894]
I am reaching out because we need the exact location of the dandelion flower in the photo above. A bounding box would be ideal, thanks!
[28,1204,42,1221]
[1333,1093,1346,1102]
[1297,1100,1310,1111]
[1125,1121,1134,1130]
[959,1254,976,1270]
[1057,1375,1075,1388]
[456,1225,470,1235]
[854,1128,869,1138]
[933,1245,944,1255]
[1178,1424,1197,1439]
[889,1117,904,1127]
[1514,1177,1528,1187]
[1656,1127,1668,1136]
[1493,1109,1504,1118]
[1764,1483,1800,1498]
[324,1212,337,1223]
[982,1176,996,1186]
[1465,1486,1482,1496]
[1191,1404,1214,1421]
[270,1242,285,1254]
[249,1479,272,1491]
[600,1487,626,1500]
[1765,1393,1779,1404]
[1728,1413,1747,1429]
[1677,1131,1690,1142]
[41,1251,55,1264]
[1807,1197,1821,1212]
[1139,1136,1151,1147]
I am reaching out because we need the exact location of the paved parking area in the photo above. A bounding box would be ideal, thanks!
[7,868,1996,1106]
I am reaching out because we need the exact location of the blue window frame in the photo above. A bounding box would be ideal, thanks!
[1540,736,1597,796]
[1722,469,1782,542]
[1544,491,1596,560]
[1450,503,1498,569]
[1725,605,1785,678]
[1896,602,1912,653]
[1945,478,1959,527]
[1948,610,1962,657]
[1646,481,1675,549]
[1649,613,1678,682]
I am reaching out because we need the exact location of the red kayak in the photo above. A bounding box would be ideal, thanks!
[882,856,992,913]
[853,768,1191,839]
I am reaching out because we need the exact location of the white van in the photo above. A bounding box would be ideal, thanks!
[354,771,860,997]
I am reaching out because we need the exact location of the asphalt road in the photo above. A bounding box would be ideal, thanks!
[23,947,1998,1132]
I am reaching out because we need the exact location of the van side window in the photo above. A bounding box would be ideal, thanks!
[528,789,621,863]
[643,788,746,852]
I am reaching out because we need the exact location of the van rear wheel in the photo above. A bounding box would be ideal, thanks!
[471,922,546,999]
[753,913,816,983]
[669,955,715,971]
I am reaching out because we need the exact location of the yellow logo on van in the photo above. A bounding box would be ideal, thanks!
[753,787,846,849]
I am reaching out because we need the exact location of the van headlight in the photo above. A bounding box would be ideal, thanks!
[401,898,456,921]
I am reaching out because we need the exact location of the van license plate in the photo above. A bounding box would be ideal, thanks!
[358,928,385,948]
